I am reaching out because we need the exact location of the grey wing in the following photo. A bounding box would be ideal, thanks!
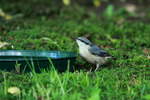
[88,45,111,57]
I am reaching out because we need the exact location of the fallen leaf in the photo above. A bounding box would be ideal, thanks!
[117,18,125,25]
[147,55,150,60]
[62,0,70,6]
[124,3,137,14]
[0,8,12,20]
[0,41,10,48]
[93,0,101,7]
[143,48,150,54]
[8,87,21,95]
[129,75,141,86]
[37,96,45,100]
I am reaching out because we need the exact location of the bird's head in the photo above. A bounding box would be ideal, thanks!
[76,37,92,48]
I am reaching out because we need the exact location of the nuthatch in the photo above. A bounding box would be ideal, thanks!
[76,37,112,71]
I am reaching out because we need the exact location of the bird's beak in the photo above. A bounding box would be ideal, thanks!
[72,37,77,40]
[70,37,77,41]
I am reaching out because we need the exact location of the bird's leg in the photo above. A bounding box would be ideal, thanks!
[95,64,100,72]
[89,67,92,72]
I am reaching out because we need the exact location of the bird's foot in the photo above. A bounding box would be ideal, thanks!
[94,64,100,72]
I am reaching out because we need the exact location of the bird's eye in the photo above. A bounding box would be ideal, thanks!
[77,38,92,46]
[78,39,89,45]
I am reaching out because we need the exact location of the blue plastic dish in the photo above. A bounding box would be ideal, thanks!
[0,50,77,72]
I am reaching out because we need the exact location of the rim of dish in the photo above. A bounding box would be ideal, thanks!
[0,50,76,61]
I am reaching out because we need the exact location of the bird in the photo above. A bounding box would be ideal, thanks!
[76,37,112,71]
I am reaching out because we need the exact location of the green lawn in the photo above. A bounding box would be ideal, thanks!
[0,0,150,100]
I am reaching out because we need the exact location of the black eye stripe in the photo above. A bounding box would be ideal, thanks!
[77,38,92,45]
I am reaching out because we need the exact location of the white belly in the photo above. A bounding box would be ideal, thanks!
[79,47,106,65]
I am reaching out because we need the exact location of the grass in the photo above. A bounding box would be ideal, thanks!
[0,0,150,100]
